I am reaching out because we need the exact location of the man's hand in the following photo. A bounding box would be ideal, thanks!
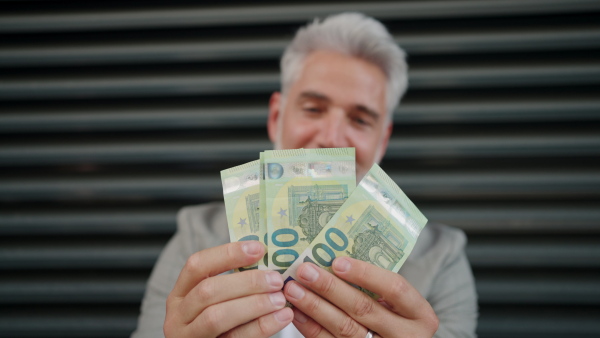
[283,257,439,337]
[164,241,293,337]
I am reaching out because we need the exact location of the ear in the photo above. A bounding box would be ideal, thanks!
[267,92,282,144]
[376,122,394,163]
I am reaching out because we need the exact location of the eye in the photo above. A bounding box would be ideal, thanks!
[354,117,368,125]
[302,103,324,114]
[351,115,373,128]
[304,107,321,113]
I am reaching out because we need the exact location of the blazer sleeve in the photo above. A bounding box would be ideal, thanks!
[429,225,479,338]
[131,203,228,338]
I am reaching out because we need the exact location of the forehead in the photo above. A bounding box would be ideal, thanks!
[289,50,387,113]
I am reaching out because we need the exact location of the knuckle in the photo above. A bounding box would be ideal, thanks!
[222,327,241,338]
[425,312,440,334]
[305,294,322,314]
[184,252,203,274]
[202,307,223,334]
[250,270,264,290]
[165,293,177,308]
[304,324,325,338]
[256,314,272,336]
[351,296,375,318]
[319,275,337,295]
[196,279,214,303]
[336,316,361,338]
[260,293,275,311]
[389,278,408,299]
[163,318,174,337]
[357,263,370,283]
[226,243,238,261]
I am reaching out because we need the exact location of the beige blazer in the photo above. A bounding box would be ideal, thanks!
[132,202,478,337]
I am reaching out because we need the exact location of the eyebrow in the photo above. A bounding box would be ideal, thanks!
[298,91,381,122]
[299,91,331,102]
[355,104,380,122]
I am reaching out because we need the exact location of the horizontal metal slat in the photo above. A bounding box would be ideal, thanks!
[396,100,600,124]
[0,39,287,68]
[2,206,599,236]
[478,310,600,338]
[2,65,599,100]
[0,140,271,166]
[0,280,145,304]
[0,211,176,235]
[2,240,598,270]
[0,316,136,338]
[0,172,598,202]
[413,64,600,89]
[0,73,279,100]
[2,29,599,67]
[477,275,600,304]
[467,241,600,268]
[398,29,600,54]
[1,101,598,133]
[0,107,269,133]
[1,135,598,166]
[0,245,163,269]
[2,0,598,33]
[386,135,600,158]
[1,275,598,305]
[425,207,600,234]
[2,312,599,338]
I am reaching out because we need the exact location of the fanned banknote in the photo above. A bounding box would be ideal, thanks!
[221,160,263,272]
[282,163,428,297]
[258,152,268,269]
[263,148,356,273]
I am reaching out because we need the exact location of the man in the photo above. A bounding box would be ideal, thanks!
[133,12,477,338]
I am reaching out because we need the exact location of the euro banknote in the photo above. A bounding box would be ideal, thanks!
[281,163,428,297]
[258,152,268,269]
[263,148,356,274]
[221,160,263,272]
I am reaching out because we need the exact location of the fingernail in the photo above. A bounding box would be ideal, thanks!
[294,310,308,324]
[265,271,283,288]
[242,241,261,255]
[334,257,351,272]
[299,264,319,282]
[274,308,293,322]
[269,292,286,307]
[286,282,305,300]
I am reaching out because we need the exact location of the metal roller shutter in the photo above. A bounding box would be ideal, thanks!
[1,1,599,337]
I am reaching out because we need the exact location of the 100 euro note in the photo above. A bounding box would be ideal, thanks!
[282,164,428,297]
[263,148,356,274]
[258,152,268,269]
[221,160,265,272]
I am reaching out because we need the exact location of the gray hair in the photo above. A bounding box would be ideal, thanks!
[280,12,408,121]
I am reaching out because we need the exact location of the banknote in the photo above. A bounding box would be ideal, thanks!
[258,152,268,269]
[281,163,428,297]
[221,160,263,272]
[263,148,356,273]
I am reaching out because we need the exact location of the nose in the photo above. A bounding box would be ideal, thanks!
[316,109,349,148]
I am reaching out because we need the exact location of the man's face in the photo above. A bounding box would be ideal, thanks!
[268,50,393,180]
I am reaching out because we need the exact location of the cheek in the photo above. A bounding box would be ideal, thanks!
[280,118,317,149]
[350,131,381,169]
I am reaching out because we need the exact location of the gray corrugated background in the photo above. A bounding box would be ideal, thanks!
[1,1,599,337]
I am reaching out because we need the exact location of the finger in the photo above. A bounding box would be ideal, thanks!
[332,257,435,321]
[293,262,400,336]
[284,280,368,338]
[187,291,287,337]
[221,308,293,338]
[172,241,264,298]
[291,307,334,338]
[179,269,283,324]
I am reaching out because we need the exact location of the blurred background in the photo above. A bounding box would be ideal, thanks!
[1,1,599,337]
